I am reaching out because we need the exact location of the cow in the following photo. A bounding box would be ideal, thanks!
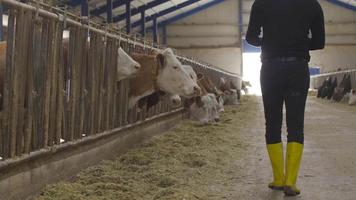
[185,73,222,124]
[332,74,352,102]
[0,40,141,111]
[187,93,220,125]
[128,48,201,110]
[349,89,356,106]
[219,77,239,105]
[197,74,224,112]
[241,80,252,95]
[318,77,335,99]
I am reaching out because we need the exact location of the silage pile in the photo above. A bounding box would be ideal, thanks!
[38,96,258,200]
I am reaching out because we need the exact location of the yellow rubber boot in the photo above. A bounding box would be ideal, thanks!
[284,142,304,196]
[267,143,285,191]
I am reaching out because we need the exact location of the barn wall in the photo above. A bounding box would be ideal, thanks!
[164,0,242,75]
[242,0,356,73]
[310,0,356,73]
[310,45,356,73]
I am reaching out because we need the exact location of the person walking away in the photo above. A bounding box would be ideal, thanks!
[246,0,325,196]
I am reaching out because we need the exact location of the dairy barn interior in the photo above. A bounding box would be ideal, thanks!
[0,0,355,199]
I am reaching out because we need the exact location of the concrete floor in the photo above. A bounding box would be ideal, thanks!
[233,96,356,200]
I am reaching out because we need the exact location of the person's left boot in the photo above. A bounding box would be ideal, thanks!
[284,142,304,196]
[267,143,285,191]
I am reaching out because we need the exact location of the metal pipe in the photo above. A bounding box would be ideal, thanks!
[311,68,356,78]
[162,25,167,45]
[238,0,244,77]
[153,17,158,43]
[107,0,113,23]
[140,9,145,37]
[0,3,3,41]
[126,0,131,34]
[81,0,88,17]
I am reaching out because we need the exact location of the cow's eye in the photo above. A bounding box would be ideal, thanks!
[190,75,194,79]
[173,66,179,70]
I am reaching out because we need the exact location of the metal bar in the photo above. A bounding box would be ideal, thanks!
[91,0,129,16]
[67,0,82,7]
[162,25,167,45]
[148,0,225,29]
[132,0,201,28]
[153,17,158,43]
[238,0,243,76]
[81,0,89,17]
[140,10,145,37]
[325,0,356,12]
[126,1,131,34]
[107,0,113,23]
[0,4,3,41]
[113,0,170,22]
[311,69,356,78]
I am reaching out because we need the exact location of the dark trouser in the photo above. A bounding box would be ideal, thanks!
[260,60,310,145]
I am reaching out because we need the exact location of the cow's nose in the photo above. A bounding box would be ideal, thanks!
[173,99,181,105]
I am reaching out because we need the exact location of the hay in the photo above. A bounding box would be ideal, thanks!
[38,95,259,200]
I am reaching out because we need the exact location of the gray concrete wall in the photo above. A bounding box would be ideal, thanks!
[0,110,185,200]
[164,0,243,75]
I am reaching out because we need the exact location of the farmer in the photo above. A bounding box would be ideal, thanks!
[246,0,325,196]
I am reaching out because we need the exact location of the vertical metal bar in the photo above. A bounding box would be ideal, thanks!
[107,0,113,23]
[153,17,157,43]
[81,0,89,17]
[126,1,131,34]
[140,10,145,37]
[0,4,3,41]
[162,25,167,45]
[238,0,243,76]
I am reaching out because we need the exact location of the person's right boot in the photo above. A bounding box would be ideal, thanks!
[284,142,303,196]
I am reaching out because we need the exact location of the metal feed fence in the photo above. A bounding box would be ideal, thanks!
[0,0,241,161]
[310,69,356,90]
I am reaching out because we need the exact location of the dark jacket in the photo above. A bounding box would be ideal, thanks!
[246,0,325,60]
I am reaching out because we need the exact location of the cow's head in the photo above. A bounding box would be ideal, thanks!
[117,47,141,81]
[156,48,201,98]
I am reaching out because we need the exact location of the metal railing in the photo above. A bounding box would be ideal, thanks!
[310,69,356,90]
[0,0,241,161]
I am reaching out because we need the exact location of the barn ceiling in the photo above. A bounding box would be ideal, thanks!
[326,0,356,11]
[63,0,226,31]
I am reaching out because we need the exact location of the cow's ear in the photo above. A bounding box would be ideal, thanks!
[157,53,165,68]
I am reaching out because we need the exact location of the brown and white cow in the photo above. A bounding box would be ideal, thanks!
[128,48,201,109]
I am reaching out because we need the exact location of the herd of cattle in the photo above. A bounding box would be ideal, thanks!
[316,73,356,106]
[0,41,240,125]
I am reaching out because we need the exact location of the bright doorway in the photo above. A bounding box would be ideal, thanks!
[242,52,262,95]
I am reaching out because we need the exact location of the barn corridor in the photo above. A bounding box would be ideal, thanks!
[37,96,356,200]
